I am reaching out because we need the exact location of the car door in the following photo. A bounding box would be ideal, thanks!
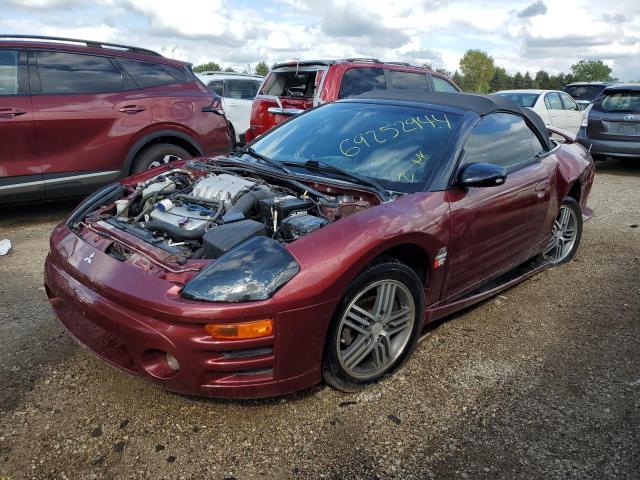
[30,49,153,199]
[559,92,585,133]
[0,48,43,204]
[544,92,567,129]
[223,78,260,141]
[444,112,554,299]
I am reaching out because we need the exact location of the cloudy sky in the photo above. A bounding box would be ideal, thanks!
[1,0,639,80]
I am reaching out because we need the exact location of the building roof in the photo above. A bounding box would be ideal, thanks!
[352,90,553,150]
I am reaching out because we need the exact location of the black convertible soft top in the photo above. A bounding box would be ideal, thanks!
[354,90,553,150]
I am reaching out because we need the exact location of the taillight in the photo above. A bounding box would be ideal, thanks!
[202,97,225,115]
[581,104,592,127]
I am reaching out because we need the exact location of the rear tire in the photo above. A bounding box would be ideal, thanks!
[322,259,424,392]
[544,197,583,265]
[131,143,191,173]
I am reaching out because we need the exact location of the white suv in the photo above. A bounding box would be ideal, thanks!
[196,71,263,146]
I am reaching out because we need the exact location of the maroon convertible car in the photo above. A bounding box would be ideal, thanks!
[45,91,594,398]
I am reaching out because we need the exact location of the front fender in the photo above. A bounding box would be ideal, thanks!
[275,191,451,311]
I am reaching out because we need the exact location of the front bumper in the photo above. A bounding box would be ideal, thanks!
[44,225,336,398]
[577,128,640,158]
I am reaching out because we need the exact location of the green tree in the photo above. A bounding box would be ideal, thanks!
[452,70,464,90]
[422,63,433,70]
[512,71,525,89]
[435,67,452,77]
[224,66,236,72]
[570,60,612,82]
[193,61,221,73]
[255,61,269,76]
[489,66,511,92]
[459,49,495,93]
[534,70,551,89]
[523,71,534,89]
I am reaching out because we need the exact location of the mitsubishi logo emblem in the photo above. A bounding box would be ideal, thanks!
[83,252,95,264]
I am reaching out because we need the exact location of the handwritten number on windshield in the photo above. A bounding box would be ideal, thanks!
[340,113,451,157]
[339,139,359,157]
[397,150,431,183]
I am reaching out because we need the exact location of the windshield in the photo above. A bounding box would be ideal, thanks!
[248,102,461,193]
[598,91,640,112]
[495,92,539,108]
[563,85,605,101]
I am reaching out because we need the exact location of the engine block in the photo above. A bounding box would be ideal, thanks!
[192,174,256,209]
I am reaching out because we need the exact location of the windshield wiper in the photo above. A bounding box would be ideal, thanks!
[235,146,291,174]
[283,159,388,198]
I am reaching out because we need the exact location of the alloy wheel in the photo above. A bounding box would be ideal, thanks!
[147,154,182,170]
[544,205,578,263]
[337,280,416,379]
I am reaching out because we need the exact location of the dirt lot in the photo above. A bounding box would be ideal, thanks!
[0,158,638,480]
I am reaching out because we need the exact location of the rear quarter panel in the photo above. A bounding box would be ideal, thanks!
[151,82,231,155]
[555,142,595,209]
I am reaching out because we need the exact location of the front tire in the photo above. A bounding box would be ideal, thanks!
[322,259,424,392]
[131,143,191,173]
[544,197,583,265]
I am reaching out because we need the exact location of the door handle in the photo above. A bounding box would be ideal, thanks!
[0,107,27,118]
[535,181,549,193]
[118,105,147,114]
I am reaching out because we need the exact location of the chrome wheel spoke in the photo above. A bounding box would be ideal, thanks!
[344,337,375,369]
[348,305,375,325]
[374,337,390,369]
[388,306,411,324]
[559,208,570,229]
[343,319,370,336]
[385,320,412,337]
[373,282,397,319]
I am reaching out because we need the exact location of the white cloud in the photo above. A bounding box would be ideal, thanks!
[0,0,638,79]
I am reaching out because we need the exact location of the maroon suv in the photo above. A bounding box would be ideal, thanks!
[245,58,461,142]
[0,35,231,205]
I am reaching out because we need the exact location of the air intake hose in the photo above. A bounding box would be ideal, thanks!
[140,220,206,240]
[227,189,276,216]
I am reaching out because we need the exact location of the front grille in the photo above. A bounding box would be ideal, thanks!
[223,347,273,358]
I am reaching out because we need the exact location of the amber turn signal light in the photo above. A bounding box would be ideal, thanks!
[204,319,273,340]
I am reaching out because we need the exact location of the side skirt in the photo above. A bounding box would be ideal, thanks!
[426,256,550,324]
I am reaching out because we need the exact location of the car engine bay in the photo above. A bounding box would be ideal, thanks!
[78,160,377,265]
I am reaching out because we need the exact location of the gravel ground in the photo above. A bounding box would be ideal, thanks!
[0,158,639,480]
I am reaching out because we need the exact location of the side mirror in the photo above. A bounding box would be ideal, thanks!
[458,162,507,188]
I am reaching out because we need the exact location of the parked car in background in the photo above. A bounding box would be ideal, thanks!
[45,91,593,398]
[0,35,231,205]
[577,84,640,160]
[563,82,611,110]
[196,71,263,146]
[495,89,583,133]
[244,58,461,142]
